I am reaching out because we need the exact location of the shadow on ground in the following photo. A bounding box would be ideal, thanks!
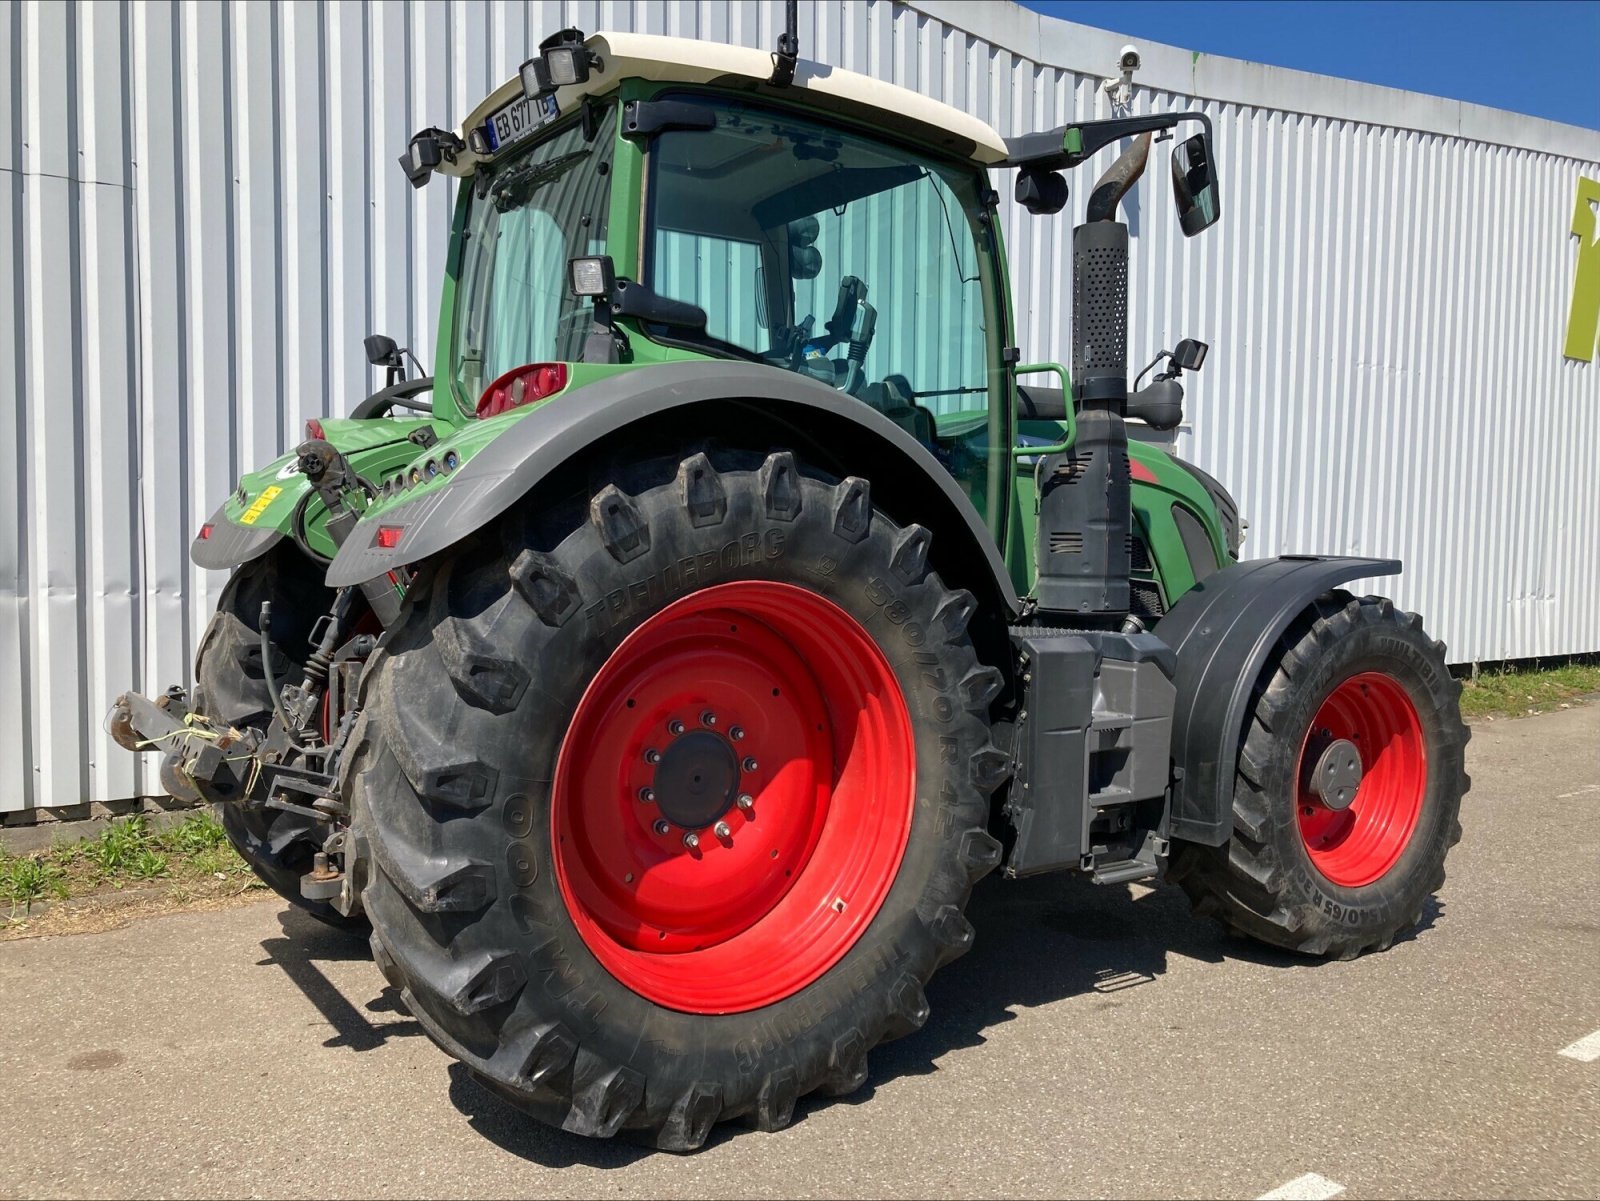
[254,873,1441,1167]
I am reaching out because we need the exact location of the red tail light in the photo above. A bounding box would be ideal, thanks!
[198,523,214,540]
[305,417,326,440]
[375,525,405,549]
[476,363,568,419]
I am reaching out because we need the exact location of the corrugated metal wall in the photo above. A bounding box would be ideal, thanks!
[5,0,1599,812]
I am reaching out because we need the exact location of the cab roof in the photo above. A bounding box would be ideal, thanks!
[448,31,1010,175]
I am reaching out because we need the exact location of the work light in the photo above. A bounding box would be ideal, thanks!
[569,255,616,299]
[521,28,598,98]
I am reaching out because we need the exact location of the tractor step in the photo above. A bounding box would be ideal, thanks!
[1089,857,1159,886]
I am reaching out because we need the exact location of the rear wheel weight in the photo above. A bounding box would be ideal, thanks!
[347,448,1008,1148]
[1169,593,1468,959]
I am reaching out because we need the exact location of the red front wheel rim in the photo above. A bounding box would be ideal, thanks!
[1296,671,1428,888]
[551,581,915,1014]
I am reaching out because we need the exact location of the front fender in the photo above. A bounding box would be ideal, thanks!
[324,362,1021,619]
[1154,555,1401,845]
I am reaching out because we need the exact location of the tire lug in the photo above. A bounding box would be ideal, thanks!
[714,821,731,840]
[682,832,700,850]
[736,793,754,812]
[653,819,670,835]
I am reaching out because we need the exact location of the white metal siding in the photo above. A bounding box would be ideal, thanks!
[4,0,1598,811]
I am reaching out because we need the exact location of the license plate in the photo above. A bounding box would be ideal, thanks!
[481,93,560,153]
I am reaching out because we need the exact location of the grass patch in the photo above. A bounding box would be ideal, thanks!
[2,810,261,916]
[1457,662,1600,720]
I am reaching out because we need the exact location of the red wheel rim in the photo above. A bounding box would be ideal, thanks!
[551,581,915,1014]
[1295,671,1427,887]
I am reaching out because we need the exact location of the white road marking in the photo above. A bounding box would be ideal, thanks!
[1556,784,1600,799]
[1258,1174,1346,1201]
[1558,1030,1600,1062]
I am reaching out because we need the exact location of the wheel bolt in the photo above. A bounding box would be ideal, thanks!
[701,710,717,726]
[729,726,745,741]
[645,748,661,765]
[668,719,686,736]
[736,793,754,812]
[743,757,758,773]
[638,787,655,803]
[653,819,670,835]
[682,832,700,850]
[714,820,731,839]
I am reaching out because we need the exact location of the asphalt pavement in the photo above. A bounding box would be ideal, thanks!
[2,705,1596,1199]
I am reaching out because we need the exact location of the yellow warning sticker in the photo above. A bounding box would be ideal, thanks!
[238,485,283,526]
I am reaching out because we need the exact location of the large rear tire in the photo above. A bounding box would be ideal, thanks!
[345,448,1010,1149]
[1168,592,1468,958]
[193,546,366,931]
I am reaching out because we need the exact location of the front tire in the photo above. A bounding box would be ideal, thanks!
[1168,593,1468,959]
[346,449,1010,1149]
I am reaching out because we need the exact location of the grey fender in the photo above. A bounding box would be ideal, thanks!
[1153,555,1401,845]
[324,361,1021,617]
[190,501,284,570]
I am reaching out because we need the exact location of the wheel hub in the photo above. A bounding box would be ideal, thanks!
[1309,737,1363,811]
[651,729,741,830]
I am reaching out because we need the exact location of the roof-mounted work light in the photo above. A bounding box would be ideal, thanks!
[398,127,464,189]
[521,28,600,99]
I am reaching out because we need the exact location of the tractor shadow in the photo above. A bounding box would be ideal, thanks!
[257,907,425,1052]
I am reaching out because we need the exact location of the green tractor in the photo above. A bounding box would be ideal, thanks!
[112,14,1467,1150]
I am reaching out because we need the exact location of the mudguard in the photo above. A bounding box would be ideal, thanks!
[324,361,1022,617]
[1154,555,1401,845]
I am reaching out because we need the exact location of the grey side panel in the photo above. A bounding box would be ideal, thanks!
[324,361,1021,614]
[190,503,283,570]
[1153,555,1401,845]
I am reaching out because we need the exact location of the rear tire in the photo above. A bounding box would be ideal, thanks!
[193,546,366,931]
[345,448,1010,1149]
[1168,592,1468,959]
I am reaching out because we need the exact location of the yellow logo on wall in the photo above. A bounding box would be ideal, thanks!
[1566,175,1600,362]
[238,485,283,526]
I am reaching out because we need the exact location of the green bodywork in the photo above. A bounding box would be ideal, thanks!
[221,79,1234,611]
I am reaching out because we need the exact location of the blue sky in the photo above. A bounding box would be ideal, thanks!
[1018,1,1600,131]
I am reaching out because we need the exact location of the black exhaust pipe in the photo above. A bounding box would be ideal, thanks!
[1035,134,1150,617]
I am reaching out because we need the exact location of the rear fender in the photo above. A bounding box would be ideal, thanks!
[324,362,1021,625]
[1154,555,1401,845]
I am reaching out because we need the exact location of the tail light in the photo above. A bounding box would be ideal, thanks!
[477,363,568,419]
[198,523,214,540]
[305,417,326,440]
[375,525,406,549]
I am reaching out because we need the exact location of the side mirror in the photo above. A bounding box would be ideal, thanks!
[1171,338,1208,371]
[364,334,402,368]
[1015,167,1069,216]
[1170,133,1220,237]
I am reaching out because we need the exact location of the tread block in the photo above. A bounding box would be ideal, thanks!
[370,933,404,991]
[929,903,975,961]
[510,550,582,627]
[751,1066,798,1132]
[493,1016,578,1089]
[932,590,977,642]
[822,1029,869,1096]
[968,744,1011,793]
[885,972,931,1038]
[658,1081,723,1152]
[435,615,530,715]
[957,828,1003,881]
[563,1056,644,1138]
[959,665,1003,713]
[759,451,803,521]
[677,453,727,528]
[367,826,495,913]
[889,525,932,584]
[591,484,651,563]
[453,950,529,1015]
[830,477,872,543]
[382,692,499,810]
